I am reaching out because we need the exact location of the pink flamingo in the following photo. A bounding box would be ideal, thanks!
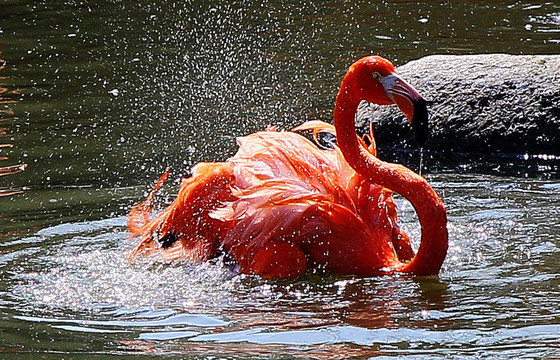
[128,56,448,279]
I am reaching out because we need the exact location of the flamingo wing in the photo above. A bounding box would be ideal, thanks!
[128,162,236,262]
[128,122,410,277]
[209,126,401,277]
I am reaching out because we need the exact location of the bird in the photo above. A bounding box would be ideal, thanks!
[127,56,448,279]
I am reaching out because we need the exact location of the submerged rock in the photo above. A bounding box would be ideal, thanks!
[359,54,560,155]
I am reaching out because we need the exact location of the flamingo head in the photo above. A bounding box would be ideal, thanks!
[347,56,429,147]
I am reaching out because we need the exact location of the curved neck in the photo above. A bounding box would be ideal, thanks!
[333,78,448,275]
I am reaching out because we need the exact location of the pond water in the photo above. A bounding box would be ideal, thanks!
[1,0,559,359]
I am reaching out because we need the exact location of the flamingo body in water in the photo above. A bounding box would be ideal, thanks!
[128,56,448,279]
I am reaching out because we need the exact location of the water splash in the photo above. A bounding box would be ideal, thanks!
[419,147,424,176]
[3,176,560,358]
[9,217,241,313]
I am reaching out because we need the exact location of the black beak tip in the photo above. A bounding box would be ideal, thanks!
[412,98,429,148]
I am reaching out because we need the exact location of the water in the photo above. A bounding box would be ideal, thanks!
[1,0,560,358]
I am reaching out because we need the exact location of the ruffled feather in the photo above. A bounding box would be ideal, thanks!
[128,121,411,277]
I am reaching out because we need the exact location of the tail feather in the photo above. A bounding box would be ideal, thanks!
[127,163,235,263]
[128,168,171,236]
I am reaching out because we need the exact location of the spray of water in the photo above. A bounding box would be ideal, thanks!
[8,218,241,313]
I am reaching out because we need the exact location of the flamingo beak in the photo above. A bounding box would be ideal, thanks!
[382,74,429,147]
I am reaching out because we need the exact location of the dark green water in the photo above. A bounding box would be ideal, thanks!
[1,1,559,358]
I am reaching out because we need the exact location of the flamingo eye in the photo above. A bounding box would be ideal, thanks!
[372,71,381,80]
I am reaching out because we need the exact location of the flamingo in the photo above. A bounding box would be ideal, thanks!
[128,56,448,279]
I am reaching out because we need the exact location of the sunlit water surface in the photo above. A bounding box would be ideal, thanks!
[1,0,560,359]
[2,175,559,358]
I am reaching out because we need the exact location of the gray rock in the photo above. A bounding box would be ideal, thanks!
[359,54,560,155]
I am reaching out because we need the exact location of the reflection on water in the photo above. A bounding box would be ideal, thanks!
[3,176,560,358]
[1,0,560,358]
[0,50,27,197]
